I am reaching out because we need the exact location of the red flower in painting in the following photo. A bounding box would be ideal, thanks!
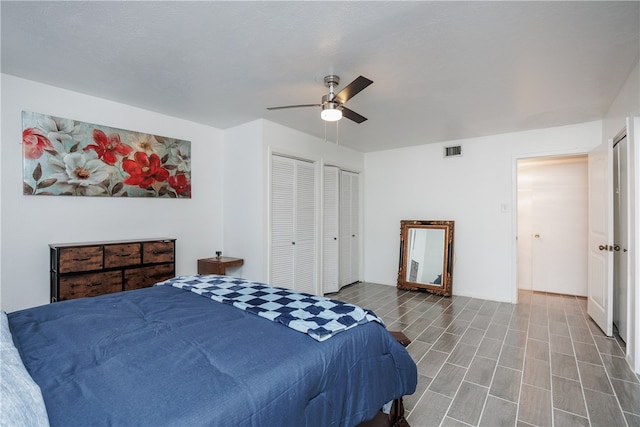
[168,173,191,195]
[84,129,132,165]
[23,128,53,159]
[122,152,169,189]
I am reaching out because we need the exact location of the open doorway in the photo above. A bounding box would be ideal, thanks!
[516,155,589,296]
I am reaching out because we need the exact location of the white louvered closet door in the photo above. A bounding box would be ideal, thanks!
[270,156,295,288]
[294,161,316,295]
[339,170,360,287]
[270,155,317,294]
[323,166,340,294]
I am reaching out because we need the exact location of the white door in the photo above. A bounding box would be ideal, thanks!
[323,166,340,294]
[270,155,317,294]
[531,157,588,295]
[348,172,360,284]
[340,171,360,287]
[295,161,317,295]
[517,157,588,295]
[517,187,533,290]
[587,140,614,336]
[270,156,295,287]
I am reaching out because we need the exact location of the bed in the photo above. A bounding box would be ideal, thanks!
[2,275,417,427]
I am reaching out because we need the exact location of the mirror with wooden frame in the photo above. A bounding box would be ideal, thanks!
[397,220,454,296]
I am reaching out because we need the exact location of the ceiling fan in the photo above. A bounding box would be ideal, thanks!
[267,75,373,123]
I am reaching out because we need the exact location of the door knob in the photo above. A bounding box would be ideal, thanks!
[533,234,540,239]
[599,245,607,251]
[614,245,621,251]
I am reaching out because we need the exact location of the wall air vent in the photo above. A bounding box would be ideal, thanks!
[443,145,462,158]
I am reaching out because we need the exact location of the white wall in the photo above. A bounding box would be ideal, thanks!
[604,61,640,137]
[364,121,601,302]
[222,120,265,280]
[1,74,223,312]
[223,119,364,286]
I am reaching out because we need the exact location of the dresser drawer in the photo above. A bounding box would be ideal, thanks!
[143,241,174,264]
[124,263,175,291]
[58,246,103,273]
[58,271,122,300]
[105,243,141,268]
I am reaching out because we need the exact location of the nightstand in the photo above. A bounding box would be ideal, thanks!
[197,257,244,275]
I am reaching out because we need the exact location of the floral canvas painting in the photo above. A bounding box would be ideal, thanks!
[22,111,191,198]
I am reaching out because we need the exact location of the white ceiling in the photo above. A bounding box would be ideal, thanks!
[2,1,639,153]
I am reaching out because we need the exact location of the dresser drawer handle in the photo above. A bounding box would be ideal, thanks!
[151,250,171,254]
[73,257,92,262]
[115,254,130,257]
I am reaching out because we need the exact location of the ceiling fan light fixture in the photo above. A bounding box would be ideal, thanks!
[267,74,371,124]
[321,103,342,121]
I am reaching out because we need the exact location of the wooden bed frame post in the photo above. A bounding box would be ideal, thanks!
[359,331,412,427]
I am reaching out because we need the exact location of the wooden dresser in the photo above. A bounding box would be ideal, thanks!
[50,238,176,302]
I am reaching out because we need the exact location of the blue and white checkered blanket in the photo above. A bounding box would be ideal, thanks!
[156,275,384,342]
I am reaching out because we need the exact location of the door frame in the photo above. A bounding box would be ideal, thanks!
[629,117,639,374]
[511,148,590,304]
[510,120,640,375]
[613,131,630,342]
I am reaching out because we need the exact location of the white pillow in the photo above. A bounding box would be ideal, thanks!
[0,311,50,427]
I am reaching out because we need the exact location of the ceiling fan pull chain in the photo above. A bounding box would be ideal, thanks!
[324,120,327,143]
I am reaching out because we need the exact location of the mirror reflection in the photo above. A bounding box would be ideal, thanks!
[398,220,454,296]
[406,228,446,286]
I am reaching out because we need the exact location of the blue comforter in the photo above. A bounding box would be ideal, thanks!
[8,285,417,427]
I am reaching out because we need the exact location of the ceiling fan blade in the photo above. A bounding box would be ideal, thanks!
[267,104,320,110]
[334,76,373,104]
[341,107,367,124]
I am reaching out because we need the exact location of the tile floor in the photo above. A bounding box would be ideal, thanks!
[333,282,640,427]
